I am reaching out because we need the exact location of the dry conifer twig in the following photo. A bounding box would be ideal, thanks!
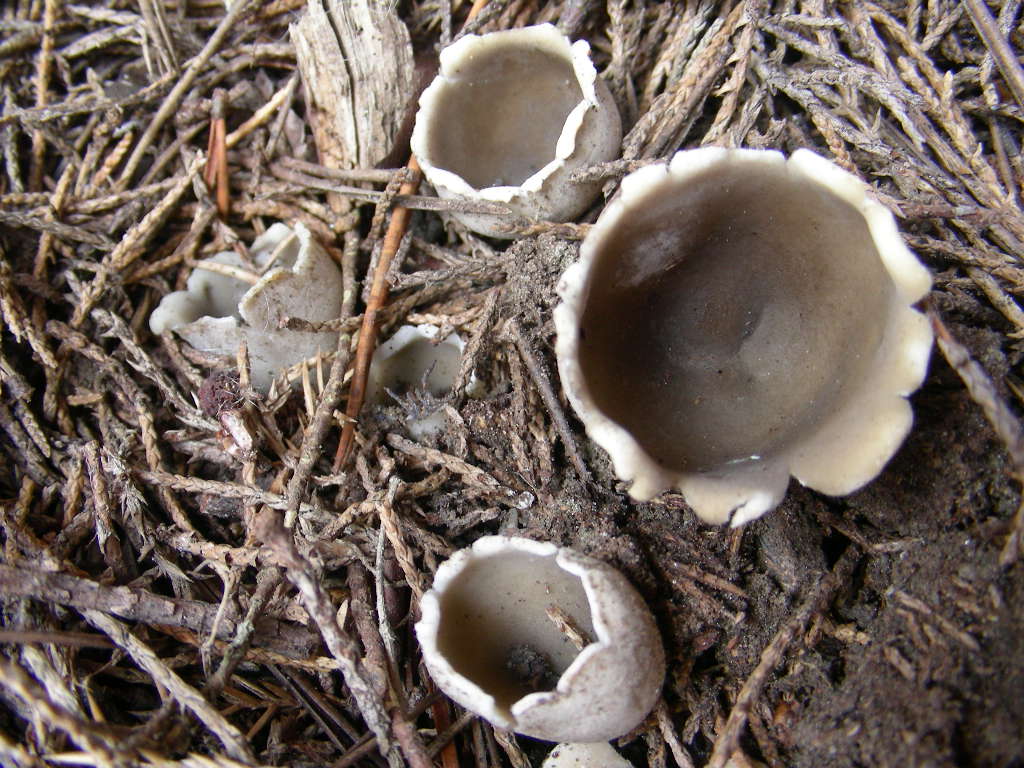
[508,318,591,484]
[0,564,318,657]
[82,611,256,763]
[70,155,205,328]
[206,568,284,696]
[346,561,392,701]
[963,0,1024,111]
[28,0,58,192]
[253,507,395,758]
[376,476,425,604]
[0,660,124,768]
[284,230,358,528]
[115,0,254,189]
[334,0,491,471]
[386,433,526,505]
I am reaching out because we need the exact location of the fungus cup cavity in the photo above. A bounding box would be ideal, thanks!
[149,223,341,392]
[411,23,621,237]
[554,148,934,525]
[415,536,664,742]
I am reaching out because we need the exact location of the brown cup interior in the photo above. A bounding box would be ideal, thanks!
[577,159,895,473]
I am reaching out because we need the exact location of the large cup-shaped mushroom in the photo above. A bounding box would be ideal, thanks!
[411,23,621,237]
[415,536,664,742]
[554,148,933,526]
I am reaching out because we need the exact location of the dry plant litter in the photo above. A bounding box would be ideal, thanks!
[1,0,1023,766]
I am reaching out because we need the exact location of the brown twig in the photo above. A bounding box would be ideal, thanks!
[507,318,591,484]
[346,562,392,701]
[0,629,113,649]
[427,709,476,760]
[331,692,442,768]
[429,699,463,768]
[333,156,422,470]
[204,89,230,218]
[266,665,356,754]
[333,0,491,471]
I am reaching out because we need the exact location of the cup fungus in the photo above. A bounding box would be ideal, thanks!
[366,324,469,439]
[544,741,630,765]
[554,148,934,526]
[415,536,664,742]
[410,23,622,237]
[149,223,341,391]
[542,742,634,768]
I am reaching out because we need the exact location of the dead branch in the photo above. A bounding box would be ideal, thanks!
[0,564,318,658]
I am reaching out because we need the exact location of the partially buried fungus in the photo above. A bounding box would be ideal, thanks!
[415,536,664,742]
[149,223,341,392]
[542,742,634,768]
[411,23,621,237]
[365,324,469,439]
[554,148,933,525]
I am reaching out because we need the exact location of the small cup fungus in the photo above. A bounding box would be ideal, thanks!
[542,742,634,768]
[410,23,622,237]
[554,148,934,526]
[366,324,468,439]
[415,536,664,742]
[149,223,341,391]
